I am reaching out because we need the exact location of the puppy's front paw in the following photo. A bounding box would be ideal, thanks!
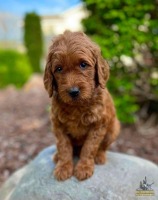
[54,161,73,181]
[74,159,94,181]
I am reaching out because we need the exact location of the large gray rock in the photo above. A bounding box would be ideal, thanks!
[0,145,158,200]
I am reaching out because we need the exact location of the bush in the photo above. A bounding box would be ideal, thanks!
[0,49,32,88]
[107,69,139,123]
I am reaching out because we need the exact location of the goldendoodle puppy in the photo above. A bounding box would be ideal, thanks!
[44,31,120,181]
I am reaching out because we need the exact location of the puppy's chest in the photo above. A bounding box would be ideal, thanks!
[56,106,102,137]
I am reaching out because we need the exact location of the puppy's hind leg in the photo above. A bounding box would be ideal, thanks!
[95,119,120,165]
[95,150,106,165]
[53,152,59,163]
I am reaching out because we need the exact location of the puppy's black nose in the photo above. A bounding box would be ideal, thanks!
[69,87,80,98]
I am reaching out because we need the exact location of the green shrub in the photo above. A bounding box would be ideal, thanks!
[107,70,139,123]
[0,49,32,88]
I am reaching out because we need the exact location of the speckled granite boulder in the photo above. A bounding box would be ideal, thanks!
[0,145,158,200]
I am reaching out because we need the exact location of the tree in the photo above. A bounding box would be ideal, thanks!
[24,12,43,72]
[82,0,158,123]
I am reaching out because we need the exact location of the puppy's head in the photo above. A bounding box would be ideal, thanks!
[44,31,109,104]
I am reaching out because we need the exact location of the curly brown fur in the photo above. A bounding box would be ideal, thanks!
[44,31,120,181]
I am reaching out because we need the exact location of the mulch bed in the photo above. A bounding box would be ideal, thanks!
[0,76,158,187]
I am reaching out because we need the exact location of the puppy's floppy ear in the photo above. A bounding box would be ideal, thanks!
[95,50,110,89]
[43,52,54,97]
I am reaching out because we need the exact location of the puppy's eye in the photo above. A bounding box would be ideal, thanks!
[80,62,87,69]
[55,66,63,73]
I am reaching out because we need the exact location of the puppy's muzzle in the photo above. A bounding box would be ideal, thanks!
[68,87,80,98]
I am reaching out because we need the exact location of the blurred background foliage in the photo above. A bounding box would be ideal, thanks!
[24,12,43,72]
[82,0,158,123]
[0,49,32,88]
[0,12,43,88]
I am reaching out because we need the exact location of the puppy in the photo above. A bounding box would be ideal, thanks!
[44,31,120,181]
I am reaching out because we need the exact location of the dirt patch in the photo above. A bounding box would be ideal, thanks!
[0,75,157,186]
